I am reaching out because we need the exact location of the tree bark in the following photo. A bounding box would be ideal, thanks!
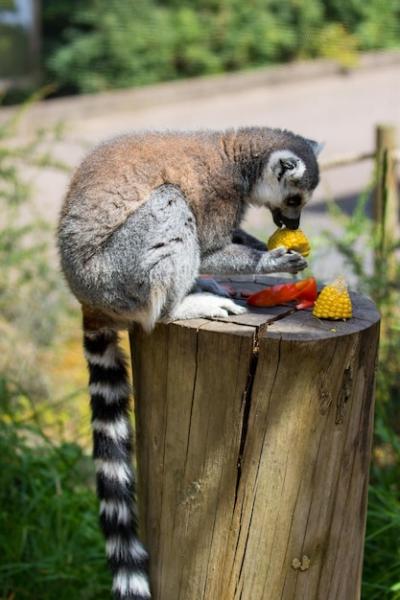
[130,276,380,600]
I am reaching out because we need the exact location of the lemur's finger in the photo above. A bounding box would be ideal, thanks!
[287,252,307,265]
[286,254,308,272]
[269,248,308,274]
[269,247,287,258]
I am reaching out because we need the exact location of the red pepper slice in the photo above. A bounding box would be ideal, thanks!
[247,282,298,306]
[247,277,317,307]
[294,277,318,301]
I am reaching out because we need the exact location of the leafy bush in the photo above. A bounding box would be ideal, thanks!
[314,23,359,69]
[324,0,400,50]
[38,0,400,97]
[43,1,176,94]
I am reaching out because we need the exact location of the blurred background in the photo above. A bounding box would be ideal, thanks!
[0,1,399,599]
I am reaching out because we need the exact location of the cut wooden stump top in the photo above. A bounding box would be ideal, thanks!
[174,276,380,341]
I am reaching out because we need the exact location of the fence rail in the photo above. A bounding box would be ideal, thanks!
[321,147,400,171]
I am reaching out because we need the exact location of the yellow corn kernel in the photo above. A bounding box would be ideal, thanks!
[267,227,311,257]
[313,277,352,320]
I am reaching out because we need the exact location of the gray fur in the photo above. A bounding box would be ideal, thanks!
[58,127,321,327]
[60,184,200,330]
[200,245,306,275]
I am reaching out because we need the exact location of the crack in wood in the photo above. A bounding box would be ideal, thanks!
[183,331,200,474]
[236,493,258,597]
[234,328,260,503]
[207,306,296,330]
[335,365,353,424]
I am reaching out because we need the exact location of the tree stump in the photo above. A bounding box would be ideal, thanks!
[129,276,380,600]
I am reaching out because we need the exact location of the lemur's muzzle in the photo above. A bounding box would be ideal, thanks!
[281,215,300,230]
[272,209,301,230]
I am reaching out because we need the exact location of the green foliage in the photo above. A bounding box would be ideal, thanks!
[321,191,400,598]
[39,0,400,96]
[315,23,359,69]
[324,0,400,50]
[43,0,177,94]
[0,415,110,600]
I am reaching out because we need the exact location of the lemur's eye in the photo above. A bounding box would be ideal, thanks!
[286,195,302,207]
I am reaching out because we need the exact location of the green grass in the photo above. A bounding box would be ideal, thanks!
[364,485,400,599]
[0,420,111,600]
[362,407,400,600]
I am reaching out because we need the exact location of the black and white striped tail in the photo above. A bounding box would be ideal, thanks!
[83,329,151,600]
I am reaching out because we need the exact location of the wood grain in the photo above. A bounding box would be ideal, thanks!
[129,280,380,600]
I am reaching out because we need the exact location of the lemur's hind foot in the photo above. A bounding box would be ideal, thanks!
[166,293,247,321]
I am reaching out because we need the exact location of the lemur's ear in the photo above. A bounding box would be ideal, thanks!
[280,158,298,171]
[277,158,298,181]
[306,138,325,157]
[269,150,304,183]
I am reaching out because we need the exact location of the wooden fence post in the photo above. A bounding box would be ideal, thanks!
[373,124,399,278]
[130,276,380,600]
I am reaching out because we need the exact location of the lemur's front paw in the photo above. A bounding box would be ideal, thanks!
[259,247,308,274]
[272,247,308,273]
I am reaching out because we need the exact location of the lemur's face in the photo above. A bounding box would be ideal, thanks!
[249,147,321,230]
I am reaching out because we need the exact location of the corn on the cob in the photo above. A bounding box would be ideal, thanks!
[267,227,311,257]
[312,277,352,320]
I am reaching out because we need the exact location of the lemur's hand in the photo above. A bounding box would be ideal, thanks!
[257,247,307,274]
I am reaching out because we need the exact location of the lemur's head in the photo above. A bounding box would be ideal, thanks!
[249,134,322,230]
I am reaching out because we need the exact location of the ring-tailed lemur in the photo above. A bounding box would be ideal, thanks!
[57,127,321,600]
